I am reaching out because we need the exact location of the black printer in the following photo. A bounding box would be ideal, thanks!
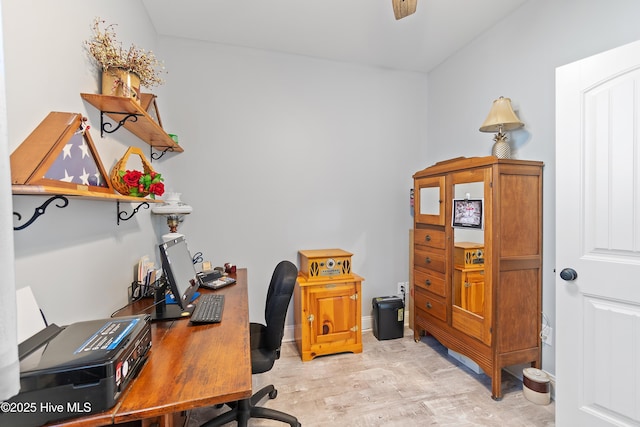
[0,314,151,427]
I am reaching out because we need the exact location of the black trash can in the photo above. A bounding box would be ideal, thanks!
[372,296,404,340]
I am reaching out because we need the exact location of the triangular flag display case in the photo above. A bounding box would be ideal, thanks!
[11,111,157,201]
[12,112,114,196]
[11,111,161,230]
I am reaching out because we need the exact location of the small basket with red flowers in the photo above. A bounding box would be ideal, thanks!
[110,146,165,198]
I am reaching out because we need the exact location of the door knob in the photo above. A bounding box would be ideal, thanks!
[560,268,578,281]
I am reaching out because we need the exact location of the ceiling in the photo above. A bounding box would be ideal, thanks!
[142,0,528,74]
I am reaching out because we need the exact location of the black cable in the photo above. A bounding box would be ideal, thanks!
[111,302,133,318]
[111,278,166,317]
[39,309,48,327]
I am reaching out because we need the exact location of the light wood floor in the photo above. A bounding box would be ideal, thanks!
[189,330,555,426]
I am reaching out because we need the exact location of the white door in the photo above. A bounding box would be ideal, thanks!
[556,40,640,426]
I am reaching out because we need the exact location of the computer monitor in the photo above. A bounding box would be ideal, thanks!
[155,236,200,320]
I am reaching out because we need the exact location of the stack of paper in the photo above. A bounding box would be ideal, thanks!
[133,256,161,299]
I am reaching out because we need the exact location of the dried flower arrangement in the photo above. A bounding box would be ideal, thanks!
[85,17,165,88]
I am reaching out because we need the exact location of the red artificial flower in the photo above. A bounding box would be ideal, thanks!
[149,182,165,196]
[122,170,143,187]
[118,168,164,198]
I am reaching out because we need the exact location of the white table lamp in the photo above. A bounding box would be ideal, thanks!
[479,96,524,159]
[151,192,193,241]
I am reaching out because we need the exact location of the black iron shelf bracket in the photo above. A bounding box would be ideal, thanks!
[150,146,175,162]
[117,200,150,225]
[13,195,69,231]
[100,111,142,137]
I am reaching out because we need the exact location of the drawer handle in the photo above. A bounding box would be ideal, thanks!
[425,279,431,286]
[425,257,431,264]
[426,302,432,309]
[425,235,432,242]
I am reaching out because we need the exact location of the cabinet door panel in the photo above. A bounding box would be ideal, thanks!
[314,295,354,342]
[452,306,487,344]
[415,176,445,225]
[308,285,358,346]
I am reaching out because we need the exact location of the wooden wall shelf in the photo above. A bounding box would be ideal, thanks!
[11,184,163,202]
[80,93,183,153]
[12,185,162,230]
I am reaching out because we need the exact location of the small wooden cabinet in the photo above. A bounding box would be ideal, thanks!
[412,156,543,399]
[294,273,364,361]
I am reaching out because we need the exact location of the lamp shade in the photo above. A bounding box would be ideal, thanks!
[479,97,524,132]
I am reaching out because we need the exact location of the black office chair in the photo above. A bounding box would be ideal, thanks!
[201,260,301,427]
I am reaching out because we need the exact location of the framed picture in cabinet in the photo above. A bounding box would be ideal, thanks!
[452,198,483,229]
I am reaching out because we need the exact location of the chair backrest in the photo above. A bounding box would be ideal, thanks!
[263,260,298,352]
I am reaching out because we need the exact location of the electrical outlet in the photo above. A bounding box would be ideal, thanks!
[541,326,553,346]
[397,282,406,296]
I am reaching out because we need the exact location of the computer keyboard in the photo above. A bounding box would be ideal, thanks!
[190,294,225,324]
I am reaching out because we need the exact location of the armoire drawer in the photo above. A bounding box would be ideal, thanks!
[414,287,446,322]
[413,269,446,297]
[414,247,446,274]
[414,228,446,250]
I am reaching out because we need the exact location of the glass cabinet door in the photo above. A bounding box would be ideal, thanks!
[450,169,492,346]
[415,175,445,225]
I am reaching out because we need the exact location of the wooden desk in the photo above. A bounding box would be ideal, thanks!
[49,269,251,427]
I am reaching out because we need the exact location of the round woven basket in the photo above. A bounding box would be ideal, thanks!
[110,146,155,197]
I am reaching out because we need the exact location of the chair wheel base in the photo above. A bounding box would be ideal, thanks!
[200,384,299,427]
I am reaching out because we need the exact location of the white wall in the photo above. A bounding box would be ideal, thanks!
[153,37,426,322]
[4,0,166,325]
[3,0,426,327]
[426,0,640,376]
